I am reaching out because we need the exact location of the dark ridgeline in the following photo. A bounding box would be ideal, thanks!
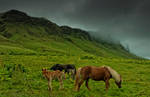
[0,9,91,40]
[0,9,138,58]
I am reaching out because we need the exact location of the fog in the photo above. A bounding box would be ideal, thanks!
[0,0,150,58]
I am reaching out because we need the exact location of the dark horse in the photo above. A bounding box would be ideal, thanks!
[50,64,76,79]
[75,66,122,91]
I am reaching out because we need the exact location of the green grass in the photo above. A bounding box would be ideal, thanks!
[0,21,138,58]
[0,55,150,97]
[0,10,147,97]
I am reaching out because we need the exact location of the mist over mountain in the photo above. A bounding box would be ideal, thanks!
[1,2,150,97]
[0,0,150,57]
[1,0,149,58]
[0,9,138,58]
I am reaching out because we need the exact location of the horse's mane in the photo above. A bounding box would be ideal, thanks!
[103,66,121,83]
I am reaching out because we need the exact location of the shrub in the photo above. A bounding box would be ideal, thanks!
[80,55,94,60]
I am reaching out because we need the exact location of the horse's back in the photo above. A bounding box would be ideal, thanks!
[80,66,92,79]
[64,64,76,69]
[81,66,91,73]
[50,64,63,71]
[80,66,110,81]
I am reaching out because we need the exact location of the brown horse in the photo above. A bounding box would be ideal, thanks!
[42,69,65,91]
[75,66,122,91]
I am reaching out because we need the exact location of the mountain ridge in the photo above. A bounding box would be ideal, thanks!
[0,9,138,58]
[0,9,92,40]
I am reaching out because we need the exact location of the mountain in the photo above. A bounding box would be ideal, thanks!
[0,9,138,58]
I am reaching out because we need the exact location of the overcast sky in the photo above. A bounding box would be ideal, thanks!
[0,0,150,58]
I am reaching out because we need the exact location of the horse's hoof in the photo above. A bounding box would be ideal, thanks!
[59,88,64,90]
[48,88,52,91]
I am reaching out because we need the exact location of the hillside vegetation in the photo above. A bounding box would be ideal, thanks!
[0,10,149,97]
[0,10,137,58]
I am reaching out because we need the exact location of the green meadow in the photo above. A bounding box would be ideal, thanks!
[0,10,150,97]
[0,55,150,97]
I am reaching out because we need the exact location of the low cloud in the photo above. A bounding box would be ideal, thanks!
[0,0,150,58]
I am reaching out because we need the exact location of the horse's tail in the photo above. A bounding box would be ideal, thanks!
[104,66,121,83]
[75,67,82,88]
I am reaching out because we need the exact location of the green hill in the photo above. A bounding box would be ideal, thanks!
[1,10,150,97]
[0,9,138,58]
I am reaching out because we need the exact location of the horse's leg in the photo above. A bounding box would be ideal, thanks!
[105,79,110,91]
[77,79,84,91]
[67,69,69,76]
[65,69,69,78]
[73,69,76,80]
[48,78,52,91]
[74,74,78,90]
[73,69,75,79]
[74,74,79,90]
[85,78,90,91]
[68,69,72,79]
[70,69,74,79]
[65,69,69,75]
[59,76,63,90]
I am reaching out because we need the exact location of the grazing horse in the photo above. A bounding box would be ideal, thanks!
[50,64,76,79]
[75,66,122,91]
[50,64,63,71]
[42,69,65,91]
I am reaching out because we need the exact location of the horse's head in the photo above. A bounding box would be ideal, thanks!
[42,68,46,71]
[115,75,122,88]
[42,68,47,75]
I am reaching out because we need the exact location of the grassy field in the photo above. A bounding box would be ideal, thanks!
[0,55,150,97]
[0,10,150,97]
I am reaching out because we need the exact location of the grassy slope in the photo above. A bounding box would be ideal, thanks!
[0,55,150,97]
[0,23,149,97]
[0,22,137,58]
[1,10,149,97]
